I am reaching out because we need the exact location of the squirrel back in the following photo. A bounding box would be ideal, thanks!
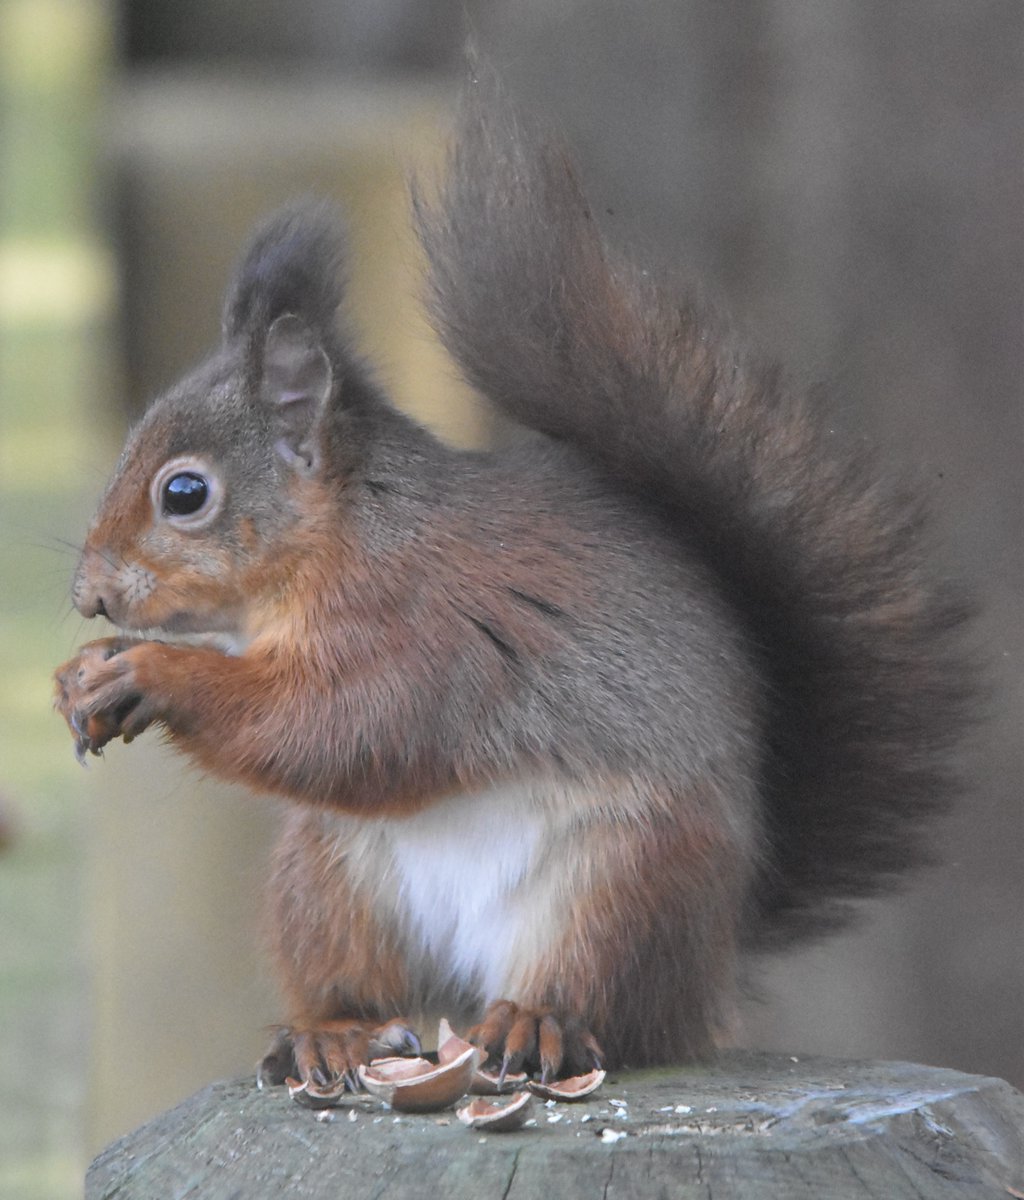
[414,79,975,944]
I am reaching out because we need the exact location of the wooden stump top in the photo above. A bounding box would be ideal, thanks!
[87,1051,1024,1199]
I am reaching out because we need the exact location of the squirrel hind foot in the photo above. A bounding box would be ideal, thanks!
[257,1018,422,1096]
[468,1000,603,1084]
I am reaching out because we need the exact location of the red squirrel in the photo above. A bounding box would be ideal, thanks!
[54,84,972,1089]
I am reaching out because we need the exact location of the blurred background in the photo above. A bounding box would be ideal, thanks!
[0,1,1020,1193]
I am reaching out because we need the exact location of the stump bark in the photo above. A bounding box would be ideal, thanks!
[87,1052,1023,1199]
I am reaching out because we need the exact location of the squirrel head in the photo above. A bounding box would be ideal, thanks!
[72,203,372,643]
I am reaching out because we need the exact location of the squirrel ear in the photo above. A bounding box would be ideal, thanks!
[262,314,333,474]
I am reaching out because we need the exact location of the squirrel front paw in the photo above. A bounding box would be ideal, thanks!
[468,1000,603,1084]
[54,637,160,761]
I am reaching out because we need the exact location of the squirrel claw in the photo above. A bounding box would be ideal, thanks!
[496,1055,512,1089]
[73,726,104,765]
[259,1017,422,1100]
[54,638,156,758]
[469,1001,603,1084]
[367,1018,421,1061]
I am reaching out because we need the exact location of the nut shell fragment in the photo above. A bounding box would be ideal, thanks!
[437,1018,475,1064]
[527,1068,606,1101]
[471,1067,530,1095]
[457,1091,534,1132]
[360,1056,436,1082]
[285,1076,349,1108]
[358,1045,482,1113]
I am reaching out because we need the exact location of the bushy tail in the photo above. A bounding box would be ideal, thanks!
[414,79,975,943]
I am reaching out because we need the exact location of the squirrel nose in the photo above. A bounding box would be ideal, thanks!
[73,587,108,620]
[72,550,112,620]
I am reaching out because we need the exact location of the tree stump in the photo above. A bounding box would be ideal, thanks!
[87,1052,1023,1199]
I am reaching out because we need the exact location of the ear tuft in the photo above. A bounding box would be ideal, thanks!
[263,314,333,474]
[223,201,346,347]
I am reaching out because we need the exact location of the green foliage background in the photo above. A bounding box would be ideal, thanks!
[0,1,115,1193]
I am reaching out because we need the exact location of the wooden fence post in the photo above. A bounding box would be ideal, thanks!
[87,1052,1024,1199]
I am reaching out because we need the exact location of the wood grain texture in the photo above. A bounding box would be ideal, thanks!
[86,1052,1024,1199]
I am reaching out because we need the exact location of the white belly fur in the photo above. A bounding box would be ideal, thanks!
[324,777,652,1009]
[387,782,546,1004]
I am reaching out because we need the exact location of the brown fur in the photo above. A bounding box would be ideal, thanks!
[54,82,974,1081]
[269,809,412,1021]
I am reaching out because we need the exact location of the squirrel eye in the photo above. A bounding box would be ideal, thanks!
[150,457,222,528]
[162,471,210,517]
